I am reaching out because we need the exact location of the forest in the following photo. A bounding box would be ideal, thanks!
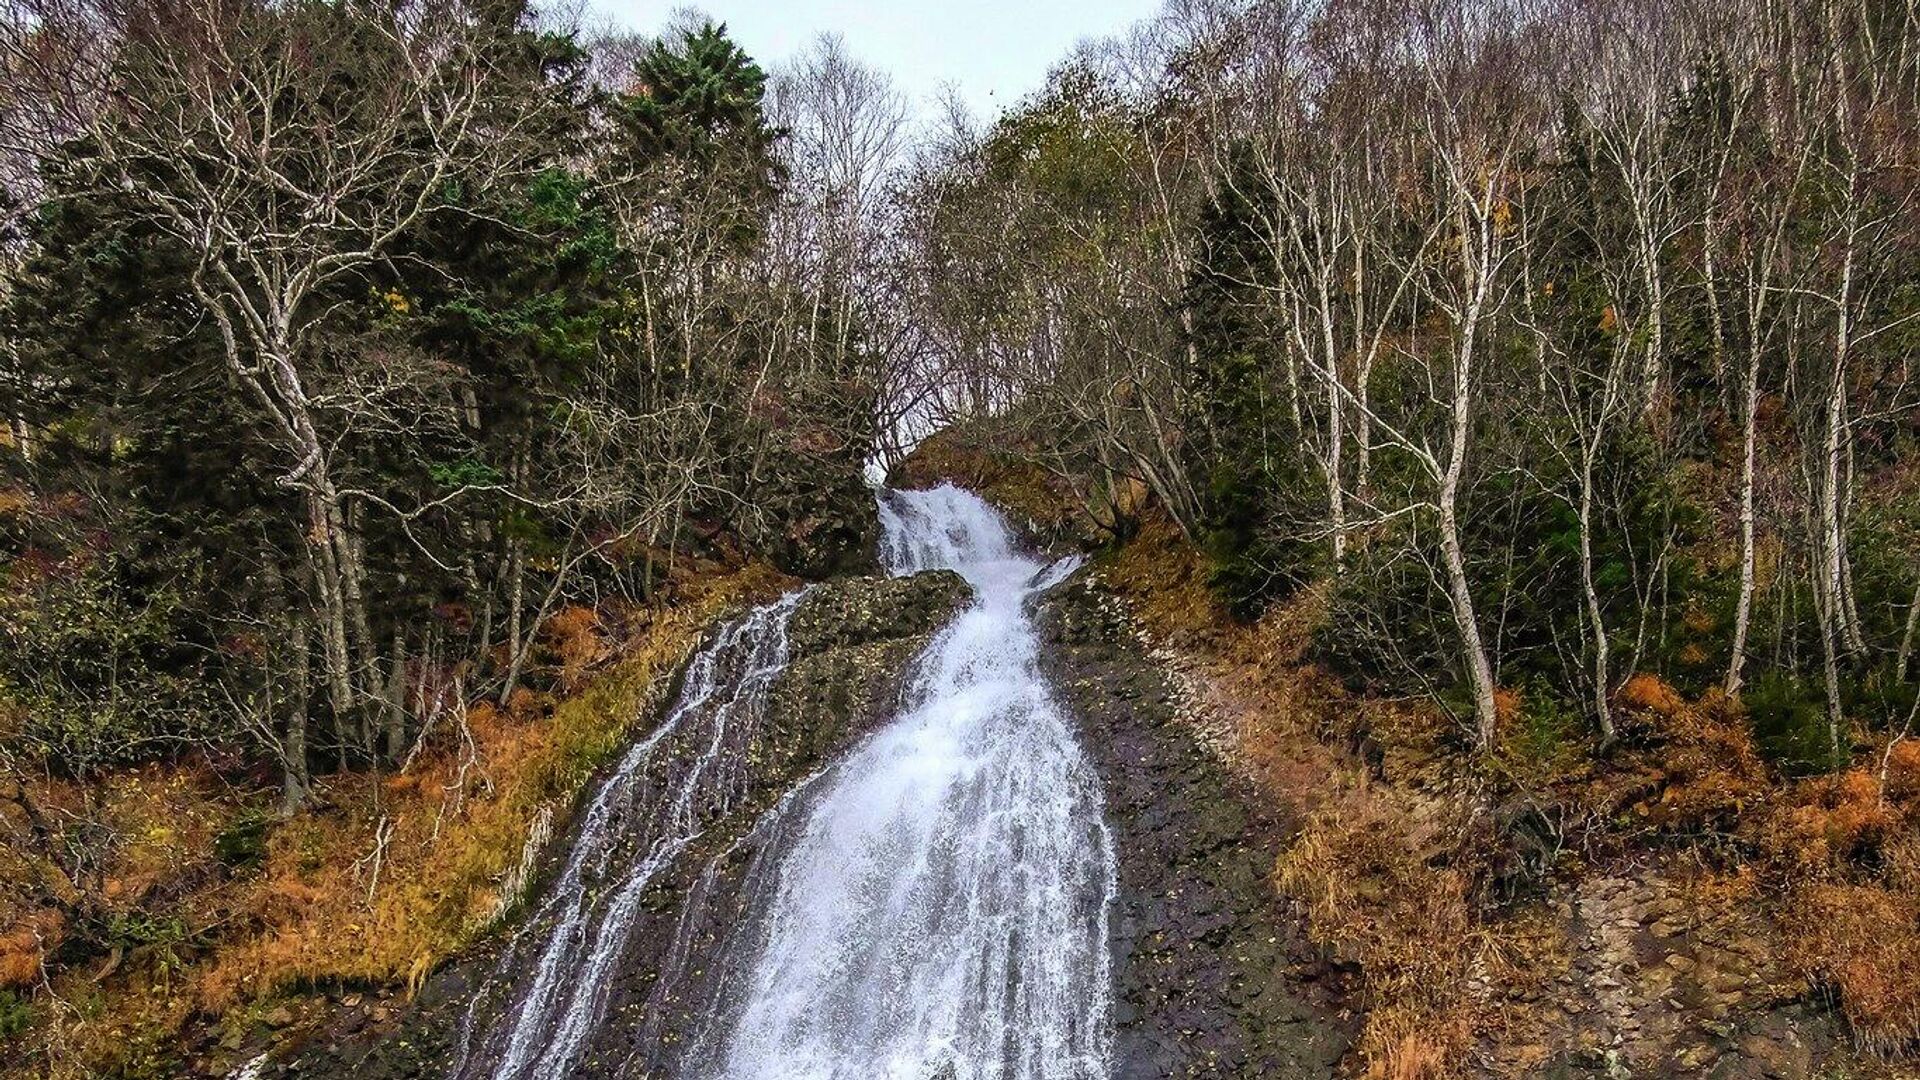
[1,0,1917,1075]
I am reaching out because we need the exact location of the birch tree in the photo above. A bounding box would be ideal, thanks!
[73,0,539,771]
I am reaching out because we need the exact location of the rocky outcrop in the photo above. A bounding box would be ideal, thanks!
[748,453,881,580]
[267,570,966,1079]
[1486,865,1861,1078]
[889,424,1113,552]
[1034,576,1356,1078]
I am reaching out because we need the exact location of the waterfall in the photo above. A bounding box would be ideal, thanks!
[450,484,1115,1080]
[706,484,1116,1080]
[452,589,806,1080]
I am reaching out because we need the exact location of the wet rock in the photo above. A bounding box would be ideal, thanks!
[275,571,967,1079]
[1035,576,1354,1078]
[786,569,968,653]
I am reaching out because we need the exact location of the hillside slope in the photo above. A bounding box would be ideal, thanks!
[900,424,1917,1079]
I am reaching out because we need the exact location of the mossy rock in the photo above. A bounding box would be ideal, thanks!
[787,570,969,654]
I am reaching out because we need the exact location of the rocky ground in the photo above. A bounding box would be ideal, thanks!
[1034,576,1356,1078]
[1485,865,1864,1077]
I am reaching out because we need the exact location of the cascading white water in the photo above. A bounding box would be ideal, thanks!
[454,590,806,1080]
[445,486,1114,1080]
[710,484,1116,1080]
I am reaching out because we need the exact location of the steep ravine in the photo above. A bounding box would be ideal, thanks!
[257,487,1370,1080]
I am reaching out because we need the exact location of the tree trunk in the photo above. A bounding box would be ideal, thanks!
[1897,578,1920,684]
[1819,585,1847,763]
[1578,448,1615,741]
[1440,492,1499,748]
[1319,278,1346,570]
[1821,245,1862,658]
[283,619,312,813]
[1441,191,1500,750]
[1726,343,1761,697]
[1639,225,1666,417]
[1442,310,1497,748]
[384,630,408,763]
[1353,241,1375,496]
[304,499,358,748]
[503,537,524,702]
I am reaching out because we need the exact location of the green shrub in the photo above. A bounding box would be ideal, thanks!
[1508,678,1586,771]
[0,556,221,775]
[0,989,32,1042]
[1744,672,1846,776]
[214,809,273,873]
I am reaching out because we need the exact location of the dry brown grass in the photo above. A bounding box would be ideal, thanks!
[1364,1006,1477,1080]
[542,604,610,689]
[1504,673,1774,857]
[0,909,61,987]
[1766,736,1920,1055]
[1616,672,1687,717]
[1624,679,1770,835]
[1764,768,1902,875]
[1278,794,1482,1077]
[1885,739,1920,804]
[0,560,789,1079]
[1784,882,1920,1055]
[193,561,787,1013]
[0,765,250,1077]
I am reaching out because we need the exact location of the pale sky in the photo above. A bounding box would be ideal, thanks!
[587,0,1167,122]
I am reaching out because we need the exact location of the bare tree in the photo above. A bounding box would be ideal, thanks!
[72,0,539,781]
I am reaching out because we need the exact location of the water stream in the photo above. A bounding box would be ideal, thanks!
[452,590,807,1080]
[456,485,1114,1080]
[705,485,1115,1080]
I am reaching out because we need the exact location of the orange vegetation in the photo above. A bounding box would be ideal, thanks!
[197,562,786,1012]
[1784,883,1920,1055]
[1615,671,1688,717]
[1617,677,1769,836]
[0,909,61,987]
[1765,737,1920,1053]
[0,560,788,1079]
[1278,797,1481,1077]
[1095,512,1544,1078]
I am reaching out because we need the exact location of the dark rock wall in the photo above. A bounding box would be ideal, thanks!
[1033,576,1356,1078]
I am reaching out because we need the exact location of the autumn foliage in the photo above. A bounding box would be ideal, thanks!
[0,563,786,1078]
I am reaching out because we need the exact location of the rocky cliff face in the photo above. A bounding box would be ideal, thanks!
[1040,571,1892,1080]
[1034,576,1356,1078]
[267,569,967,1079]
